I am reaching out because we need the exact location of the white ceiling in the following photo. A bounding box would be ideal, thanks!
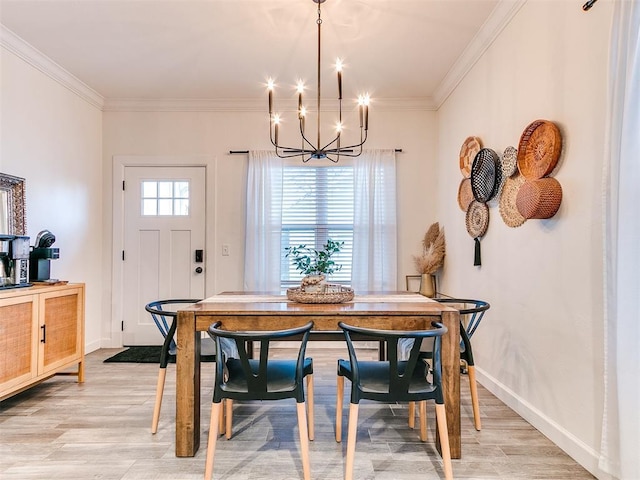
[0,0,507,106]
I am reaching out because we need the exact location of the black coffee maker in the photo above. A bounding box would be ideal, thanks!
[29,230,60,282]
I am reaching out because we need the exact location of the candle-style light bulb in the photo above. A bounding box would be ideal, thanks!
[336,58,343,100]
[273,114,280,144]
[300,106,306,132]
[267,78,275,115]
[297,80,304,118]
[363,93,370,131]
[358,95,364,128]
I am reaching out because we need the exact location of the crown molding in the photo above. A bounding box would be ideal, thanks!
[432,0,527,109]
[1,24,104,110]
[102,96,437,112]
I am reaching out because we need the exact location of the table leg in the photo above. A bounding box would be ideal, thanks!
[436,308,461,459]
[176,311,201,457]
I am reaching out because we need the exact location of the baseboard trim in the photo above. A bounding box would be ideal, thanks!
[85,339,101,354]
[476,368,615,480]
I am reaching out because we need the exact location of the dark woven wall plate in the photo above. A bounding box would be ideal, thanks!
[471,148,501,203]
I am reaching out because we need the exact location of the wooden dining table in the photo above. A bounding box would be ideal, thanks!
[175,292,461,458]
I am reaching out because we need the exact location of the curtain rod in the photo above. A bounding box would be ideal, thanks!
[229,149,403,155]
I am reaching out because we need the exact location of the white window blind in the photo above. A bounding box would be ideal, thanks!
[280,165,354,287]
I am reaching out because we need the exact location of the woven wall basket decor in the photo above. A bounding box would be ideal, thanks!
[516,177,563,219]
[517,120,562,180]
[459,136,482,178]
[499,173,526,228]
[457,178,474,212]
[501,146,518,178]
[465,200,489,266]
[471,148,501,203]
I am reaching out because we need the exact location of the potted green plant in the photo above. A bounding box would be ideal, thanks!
[285,239,344,292]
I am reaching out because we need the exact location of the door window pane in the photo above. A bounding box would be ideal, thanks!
[141,180,190,216]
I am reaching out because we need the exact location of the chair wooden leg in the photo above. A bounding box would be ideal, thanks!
[345,403,359,480]
[408,401,415,429]
[151,367,166,434]
[435,403,453,480]
[306,374,315,441]
[468,365,482,430]
[218,399,225,436]
[204,402,222,480]
[225,399,233,440]
[419,400,427,442]
[296,402,311,480]
[336,375,344,442]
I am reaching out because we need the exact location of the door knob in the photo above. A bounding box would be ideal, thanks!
[195,267,203,274]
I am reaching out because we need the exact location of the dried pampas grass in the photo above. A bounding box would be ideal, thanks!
[413,222,446,275]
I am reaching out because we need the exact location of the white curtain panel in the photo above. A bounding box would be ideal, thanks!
[600,2,640,478]
[351,149,398,291]
[243,151,283,292]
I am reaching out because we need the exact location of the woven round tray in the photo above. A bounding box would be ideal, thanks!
[499,173,526,228]
[457,178,474,212]
[465,200,489,238]
[516,177,563,219]
[517,120,562,180]
[459,136,482,178]
[287,286,354,304]
[501,146,518,178]
[471,148,501,203]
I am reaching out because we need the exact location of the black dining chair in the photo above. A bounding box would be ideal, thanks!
[204,321,315,480]
[335,321,453,480]
[407,298,490,431]
[145,299,212,434]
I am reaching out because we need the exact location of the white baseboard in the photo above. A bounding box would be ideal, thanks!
[476,368,615,480]
[85,339,101,354]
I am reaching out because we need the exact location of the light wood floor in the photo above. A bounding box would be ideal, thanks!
[0,346,595,480]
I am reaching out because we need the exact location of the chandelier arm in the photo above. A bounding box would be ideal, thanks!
[274,148,313,159]
[298,121,318,151]
[320,133,341,152]
[330,130,368,151]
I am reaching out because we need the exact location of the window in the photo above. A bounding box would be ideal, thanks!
[280,165,353,287]
[141,180,189,216]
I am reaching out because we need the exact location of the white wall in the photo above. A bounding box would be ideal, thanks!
[0,48,104,352]
[436,1,611,477]
[102,107,438,346]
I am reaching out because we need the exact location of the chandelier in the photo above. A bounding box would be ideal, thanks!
[267,0,370,163]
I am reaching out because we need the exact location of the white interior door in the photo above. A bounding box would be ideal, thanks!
[122,166,206,345]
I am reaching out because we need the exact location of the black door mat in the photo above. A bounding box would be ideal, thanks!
[104,346,216,363]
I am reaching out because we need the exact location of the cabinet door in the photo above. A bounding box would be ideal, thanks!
[39,287,84,375]
[0,294,39,395]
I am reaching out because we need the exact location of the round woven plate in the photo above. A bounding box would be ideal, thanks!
[287,286,354,304]
[465,201,489,238]
[502,146,518,178]
[517,120,562,180]
[471,148,501,203]
[499,173,526,228]
[459,136,482,178]
[457,178,474,211]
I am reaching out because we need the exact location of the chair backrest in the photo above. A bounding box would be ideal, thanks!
[207,321,314,403]
[436,298,489,339]
[145,299,202,351]
[339,321,448,404]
